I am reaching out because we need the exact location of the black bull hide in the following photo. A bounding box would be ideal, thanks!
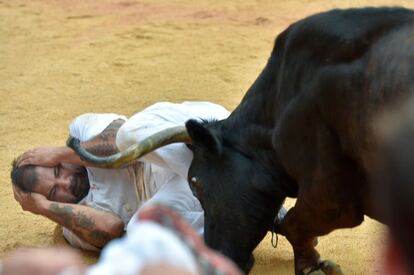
[185,7,414,274]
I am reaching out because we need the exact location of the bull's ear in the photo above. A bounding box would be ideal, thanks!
[185,119,222,155]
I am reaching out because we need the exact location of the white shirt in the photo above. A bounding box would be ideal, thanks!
[62,101,231,251]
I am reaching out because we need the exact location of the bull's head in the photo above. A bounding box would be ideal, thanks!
[184,119,286,273]
[67,119,285,273]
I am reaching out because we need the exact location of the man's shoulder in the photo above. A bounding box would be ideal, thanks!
[71,113,126,125]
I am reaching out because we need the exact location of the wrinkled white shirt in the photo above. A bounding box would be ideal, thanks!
[62,102,230,251]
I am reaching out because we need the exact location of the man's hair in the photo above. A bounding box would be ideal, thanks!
[10,158,38,192]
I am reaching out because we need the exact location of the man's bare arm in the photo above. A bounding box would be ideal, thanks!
[13,185,124,248]
[57,118,126,167]
[17,119,126,168]
[80,118,125,157]
[42,201,124,248]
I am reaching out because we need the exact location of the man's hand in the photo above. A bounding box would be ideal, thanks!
[1,247,85,275]
[12,185,48,215]
[17,147,63,167]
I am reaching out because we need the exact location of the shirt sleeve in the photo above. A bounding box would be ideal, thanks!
[62,227,100,252]
[116,102,230,179]
[69,113,127,142]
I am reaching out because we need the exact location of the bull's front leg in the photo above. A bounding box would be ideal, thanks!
[279,171,364,275]
[280,201,343,275]
[280,204,319,273]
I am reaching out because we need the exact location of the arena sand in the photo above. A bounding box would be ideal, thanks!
[1,0,413,273]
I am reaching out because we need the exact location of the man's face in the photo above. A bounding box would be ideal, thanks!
[32,165,89,203]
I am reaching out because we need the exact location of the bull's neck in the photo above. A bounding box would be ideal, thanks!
[223,51,280,156]
[220,46,297,197]
[231,55,280,127]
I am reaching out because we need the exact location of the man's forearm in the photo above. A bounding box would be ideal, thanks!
[65,118,125,167]
[80,118,125,156]
[39,201,124,248]
[59,118,125,167]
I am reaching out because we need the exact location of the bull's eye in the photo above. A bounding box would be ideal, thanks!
[189,176,203,200]
[190,176,198,191]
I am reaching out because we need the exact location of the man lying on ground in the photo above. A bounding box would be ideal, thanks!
[10,101,231,250]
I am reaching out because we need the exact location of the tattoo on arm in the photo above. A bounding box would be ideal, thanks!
[76,211,94,230]
[86,144,119,157]
[48,203,115,246]
[90,230,113,244]
[99,119,125,141]
[82,119,125,157]
[48,203,75,229]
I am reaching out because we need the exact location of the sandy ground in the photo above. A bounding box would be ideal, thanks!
[1,0,413,274]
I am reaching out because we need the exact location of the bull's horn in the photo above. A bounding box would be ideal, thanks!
[66,125,190,168]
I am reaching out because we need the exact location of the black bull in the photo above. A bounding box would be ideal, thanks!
[67,6,414,275]
[184,7,414,274]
